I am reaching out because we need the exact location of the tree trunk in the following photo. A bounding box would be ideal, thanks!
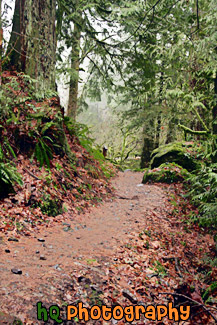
[67,23,81,120]
[155,62,165,148]
[213,72,217,135]
[7,0,56,96]
[140,135,155,168]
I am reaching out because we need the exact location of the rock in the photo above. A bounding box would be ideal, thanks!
[150,141,200,171]
[38,238,45,242]
[143,162,190,184]
[54,264,62,271]
[5,249,10,253]
[36,250,40,254]
[40,255,46,260]
[63,226,71,232]
[8,238,19,242]
[11,268,22,275]
[152,241,161,249]
[78,276,91,284]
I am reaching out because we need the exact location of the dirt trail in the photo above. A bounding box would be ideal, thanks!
[0,171,169,323]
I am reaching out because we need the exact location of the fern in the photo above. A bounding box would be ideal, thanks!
[34,137,53,168]
[0,162,23,186]
[187,163,217,227]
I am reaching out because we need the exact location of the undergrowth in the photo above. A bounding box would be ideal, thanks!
[0,71,115,234]
[187,163,217,227]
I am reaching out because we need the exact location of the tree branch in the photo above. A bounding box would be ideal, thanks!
[178,124,209,135]
[159,292,217,323]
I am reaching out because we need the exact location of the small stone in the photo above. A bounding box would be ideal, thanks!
[38,238,45,242]
[53,264,62,271]
[5,249,10,253]
[40,255,46,260]
[11,268,22,275]
[152,241,161,249]
[63,226,71,232]
[36,250,40,254]
[8,238,19,242]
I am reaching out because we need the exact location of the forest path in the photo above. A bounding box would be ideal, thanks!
[0,171,169,323]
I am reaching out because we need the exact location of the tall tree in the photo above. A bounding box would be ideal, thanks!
[57,0,124,119]
[66,0,82,119]
[7,0,56,96]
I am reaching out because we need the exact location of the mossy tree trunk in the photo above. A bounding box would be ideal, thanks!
[155,63,164,148]
[7,0,56,96]
[67,22,81,120]
[67,0,82,120]
[140,135,155,168]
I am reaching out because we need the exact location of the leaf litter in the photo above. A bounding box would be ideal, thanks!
[0,171,216,324]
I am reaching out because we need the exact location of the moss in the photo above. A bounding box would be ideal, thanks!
[40,197,62,217]
[32,194,62,217]
[143,163,190,184]
[150,142,201,171]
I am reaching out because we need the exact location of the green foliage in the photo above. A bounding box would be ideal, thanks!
[34,137,53,168]
[39,194,62,217]
[187,163,217,227]
[0,73,65,169]
[65,117,114,178]
[0,161,22,187]
[143,163,189,184]
[64,117,98,155]
[202,282,217,303]
[0,146,22,198]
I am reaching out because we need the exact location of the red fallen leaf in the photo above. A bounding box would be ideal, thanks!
[191,285,203,304]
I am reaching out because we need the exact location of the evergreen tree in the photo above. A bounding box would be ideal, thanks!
[7,0,56,96]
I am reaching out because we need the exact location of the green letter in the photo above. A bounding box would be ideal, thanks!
[49,305,62,323]
[37,302,48,322]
